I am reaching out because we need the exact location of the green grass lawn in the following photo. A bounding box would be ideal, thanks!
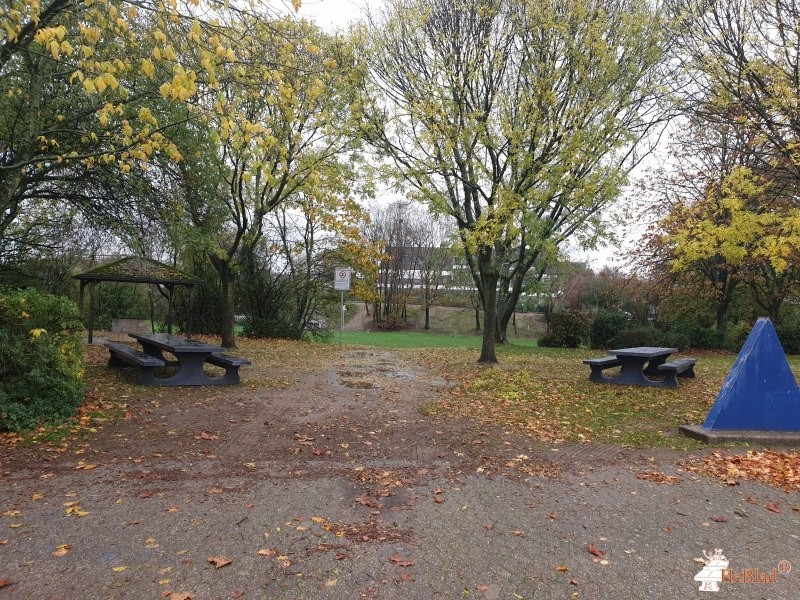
[410,345,800,450]
[338,330,539,349]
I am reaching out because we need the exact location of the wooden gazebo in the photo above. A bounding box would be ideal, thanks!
[73,257,202,343]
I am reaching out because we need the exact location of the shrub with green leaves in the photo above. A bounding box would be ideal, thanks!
[0,288,85,431]
[589,310,630,349]
[540,309,591,348]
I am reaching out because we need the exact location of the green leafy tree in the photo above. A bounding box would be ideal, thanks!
[166,17,365,346]
[360,0,672,362]
[0,0,302,258]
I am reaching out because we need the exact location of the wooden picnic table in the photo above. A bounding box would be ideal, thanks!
[583,346,696,388]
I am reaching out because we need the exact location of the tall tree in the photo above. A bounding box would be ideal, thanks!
[674,0,800,184]
[360,0,672,362]
[638,116,800,332]
[170,16,364,346]
[0,0,302,260]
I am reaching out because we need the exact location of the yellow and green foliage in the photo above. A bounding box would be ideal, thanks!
[670,166,800,273]
[0,288,85,431]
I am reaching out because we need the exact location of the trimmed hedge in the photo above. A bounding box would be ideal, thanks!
[0,288,85,431]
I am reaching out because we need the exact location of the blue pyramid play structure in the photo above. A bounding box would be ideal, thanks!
[703,318,800,431]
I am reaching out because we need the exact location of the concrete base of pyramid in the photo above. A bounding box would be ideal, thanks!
[679,424,800,446]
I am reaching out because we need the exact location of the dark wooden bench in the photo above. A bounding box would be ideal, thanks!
[657,357,697,387]
[105,342,165,385]
[583,356,622,383]
[205,353,251,385]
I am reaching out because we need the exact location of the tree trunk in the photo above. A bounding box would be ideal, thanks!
[424,304,430,330]
[475,308,481,331]
[210,256,237,348]
[715,301,729,336]
[715,279,738,336]
[477,255,498,364]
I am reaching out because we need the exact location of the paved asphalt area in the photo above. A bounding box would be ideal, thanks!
[1,349,798,599]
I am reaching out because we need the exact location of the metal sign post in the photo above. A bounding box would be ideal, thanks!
[334,267,351,344]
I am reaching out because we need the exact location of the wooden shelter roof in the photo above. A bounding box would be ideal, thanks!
[73,256,201,286]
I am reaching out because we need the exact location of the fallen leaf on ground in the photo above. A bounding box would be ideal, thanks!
[556,565,569,572]
[765,502,781,513]
[230,591,245,598]
[476,584,488,591]
[587,543,605,558]
[0,577,11,588]
[388,555,413,567]
[208,556,232,569]
[257,549,275,556]
[636,471,679,484]
[682,450,800,492]
[710,515,728,522]
[325,579,337,587]
[112,566,127,572]
[52,544,72,557]
[168,593,194,600]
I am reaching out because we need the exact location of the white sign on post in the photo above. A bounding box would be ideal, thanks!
[334,267,351,291]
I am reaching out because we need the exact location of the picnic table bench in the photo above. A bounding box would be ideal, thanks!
[657,357,697,387]
[105,342,166,385]
[583,356,623,382]
[205,353,251,385]
[105,333,250,386]
[583,346,696,388]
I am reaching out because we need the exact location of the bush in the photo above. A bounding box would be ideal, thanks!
[776,324,800,355]
[541,309,590,348]
[0,288,85,431]
[615,326,665,348]
[660,331,690,351]
[669,320,725,350]
[589,310,629,349]
[724,321,753,353]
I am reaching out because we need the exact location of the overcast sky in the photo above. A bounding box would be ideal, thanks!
[292,0,380,31]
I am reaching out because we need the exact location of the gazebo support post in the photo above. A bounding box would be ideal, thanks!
[165,284,175,335]
[187,286,195,339]
[87,281,97,344]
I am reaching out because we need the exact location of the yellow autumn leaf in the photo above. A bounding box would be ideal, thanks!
[28,328,47,338]
[112,566,127,572]
[52,544,72,557]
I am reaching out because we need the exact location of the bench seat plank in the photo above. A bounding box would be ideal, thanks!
[105,342,166,385]
[657,357,697,387]
[105,342,165,368]
[204,352,250,384]
[583,356,622,383]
